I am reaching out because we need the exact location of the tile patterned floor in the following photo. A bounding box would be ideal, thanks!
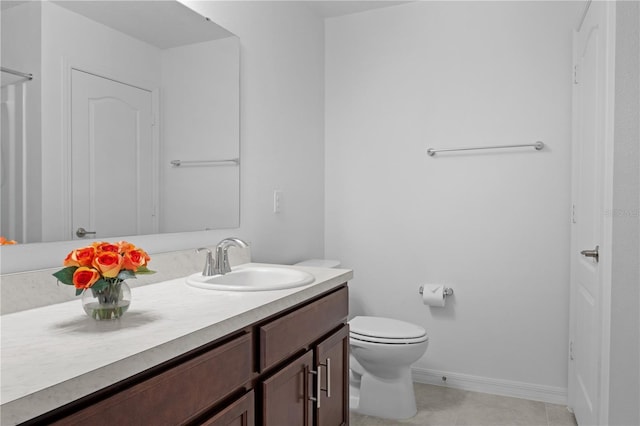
[350,383,578,426]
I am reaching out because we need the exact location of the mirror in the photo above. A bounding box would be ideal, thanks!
[1,0,240,244]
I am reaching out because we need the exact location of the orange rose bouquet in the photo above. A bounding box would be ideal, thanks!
[53,241,155,296]
[0,236,17,245]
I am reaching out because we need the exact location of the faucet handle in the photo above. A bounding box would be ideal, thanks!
[214,238,249,275]
[196,247,215,276]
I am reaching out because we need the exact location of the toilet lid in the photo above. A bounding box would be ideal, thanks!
[349,316,427,343]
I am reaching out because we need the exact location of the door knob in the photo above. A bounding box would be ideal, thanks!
[76,227,97,238]
[580,245,599,262]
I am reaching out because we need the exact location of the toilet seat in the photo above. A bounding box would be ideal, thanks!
[349,316,428,344]
[350,333,429,344]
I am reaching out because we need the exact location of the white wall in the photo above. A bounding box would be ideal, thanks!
[0,1,326,273]
[608,2,640,424]
[325,1,580,402]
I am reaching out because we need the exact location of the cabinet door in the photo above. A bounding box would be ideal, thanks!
[199,391,254,426]
[262,351,314,426]
[316,325,349,426]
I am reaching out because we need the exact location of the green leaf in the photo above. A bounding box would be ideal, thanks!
[75,288,83,296]
[135,265,156,275]
[117,269,136,281]
[53,267,77,286]
[91,279,109,292]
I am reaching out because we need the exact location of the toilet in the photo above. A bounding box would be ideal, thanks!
[295,259,429,420]
[348,316,428,419]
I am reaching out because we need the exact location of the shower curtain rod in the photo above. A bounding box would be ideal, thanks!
[1,67,33,80]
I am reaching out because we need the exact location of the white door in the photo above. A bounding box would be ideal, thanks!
[568,2,615,425]
[71,69,156,240]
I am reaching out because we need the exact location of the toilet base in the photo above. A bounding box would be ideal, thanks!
[349,382,361,411]
[349,367,417,420]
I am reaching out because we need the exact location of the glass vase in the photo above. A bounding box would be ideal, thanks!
[82,281,131,320]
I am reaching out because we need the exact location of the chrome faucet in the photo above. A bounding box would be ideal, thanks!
[195,247,215,276]
[214,237,248,275]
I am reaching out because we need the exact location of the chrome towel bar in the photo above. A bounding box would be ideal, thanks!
[1,67,33,81]
[427,141,544,157]
[170,158,239,167]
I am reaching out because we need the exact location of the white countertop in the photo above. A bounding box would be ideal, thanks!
[0,263,352,425]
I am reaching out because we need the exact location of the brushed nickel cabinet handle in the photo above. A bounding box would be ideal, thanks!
[308,369,320,408]
[322,358,331,398]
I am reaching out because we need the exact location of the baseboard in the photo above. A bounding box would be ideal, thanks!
[411,367,568,405]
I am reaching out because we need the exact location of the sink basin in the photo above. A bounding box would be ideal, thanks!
[185,266,315,291]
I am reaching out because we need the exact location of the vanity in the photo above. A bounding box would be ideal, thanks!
[0,264,352,426]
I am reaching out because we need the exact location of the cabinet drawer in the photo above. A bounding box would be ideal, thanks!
[259,286,348,372]
[53,333,253,426]
[198,390,254,426]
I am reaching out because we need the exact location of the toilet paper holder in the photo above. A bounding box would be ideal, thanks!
[418,286,454,297]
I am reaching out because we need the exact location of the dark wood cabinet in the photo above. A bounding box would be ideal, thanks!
[258,286,349,426]
[260,324,349,426]
[29,285,349,426]
[262,351,314,426]
[315,325,349,426]
[199,391,255,426]
[49,333,253,426]
[259,287,349,372]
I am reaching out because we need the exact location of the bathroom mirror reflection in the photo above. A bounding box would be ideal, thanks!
[1,0,240,244]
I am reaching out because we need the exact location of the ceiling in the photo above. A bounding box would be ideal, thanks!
[305,1,413,18]
[2,1,413,19]
[52,1,234,48]
[1,1,413,44]
[0,1,27,11]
